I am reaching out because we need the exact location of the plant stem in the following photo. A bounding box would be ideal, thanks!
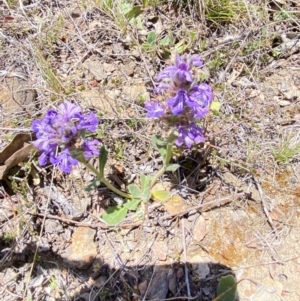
[150,165,167,188]
[84,162,132,199]
[150,143,173,188]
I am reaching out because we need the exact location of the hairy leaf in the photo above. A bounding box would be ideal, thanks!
[140,174,152,191]
[123,199,140,211]
[166,164,180,171]
[102,206,128,226]
[128,184,142,198]
[216,275,237,301]
[98,145,108,177]
[85,179,101,192]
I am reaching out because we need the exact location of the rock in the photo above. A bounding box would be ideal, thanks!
[153,240,168,261]
[83,60,106,81]
[138,280,148,296]
[103,63,116,73]
[44,219,63,233]
[278,100,291,107]
[128,83,149,101]
[176,267,184,278]
[146,266,169,300]
[0,77,37,126]
[251,278,283,301]
[278,81,300,100]
[80,89,118,116]
[188,254,210,280]
[167,268,177,295]
[193,215,207,242]
[61,227,97,269]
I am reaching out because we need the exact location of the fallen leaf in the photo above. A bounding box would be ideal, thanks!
[151,190,171,202]
[0,133,33,164]
[0,133,36,179]
[163,194,186,215]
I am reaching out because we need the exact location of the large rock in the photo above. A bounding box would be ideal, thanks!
[61,227,97,269]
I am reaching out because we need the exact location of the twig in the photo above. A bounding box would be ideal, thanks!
[23,170,55,299]
[159,194,241,221]
[253,178,279,238]
[32,213,143,230]
[104,233,126,270]
[182,219,191,298]
[142,264,157,301]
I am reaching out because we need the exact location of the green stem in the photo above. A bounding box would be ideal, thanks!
[150,165,167,188]
[84,162,132,199]
[150,143,173,188]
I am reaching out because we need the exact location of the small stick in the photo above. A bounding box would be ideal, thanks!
[33,213,143,230]
[159,194,241,221]
[182,219,191,297]
[253,178,279,238]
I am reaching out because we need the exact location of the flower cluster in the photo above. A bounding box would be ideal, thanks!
[32,101,99,172]
[145,53,213,148]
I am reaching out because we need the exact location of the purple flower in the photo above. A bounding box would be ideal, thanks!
[77,112,99,132]
[189,83,213,119]
[50,149,79,173]
[167,89,198,115]
[176,123,205,148]
[145,101,165,118]
[32,100,99,173]
[83,139,100,158]
[156,53,203,87]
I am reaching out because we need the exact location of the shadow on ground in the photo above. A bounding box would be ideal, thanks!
[0,237,239,301]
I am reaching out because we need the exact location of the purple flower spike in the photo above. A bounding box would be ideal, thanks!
[58,100,82,120]
[50,149,79,173]
[77,112,99,132]
[176,123,205,148]
[83,139,100,158]
[156,53,204,88]
[167,89,189,115]
[189,83,213,119]
[32,100,100,173]
[145,101,165,118]
[167,89,199,115]
[190,83,213,106]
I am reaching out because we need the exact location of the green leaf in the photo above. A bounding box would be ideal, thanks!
[166,164,180,171]
[151,190,171,202]
[140,187,151,203]
[159,36,170,46]
[152,135,168,163]
[99,146,108,177]
[102,206,128,226]
[140,174,152,191]
[85,179,101,192]
[125,6,143,20]
[128,184,142,198]
[123,199,140,211]
[189,31,197,42]
[147,31,156,44]
[121,0,132,14]
[216,275,237,301]
[211,101,221,112]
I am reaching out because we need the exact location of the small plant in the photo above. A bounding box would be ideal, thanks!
[95,0,143,31]
[205,0,246,24]
[273,133,300,164]
[32,53,213,225]
[4,232,17,244]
